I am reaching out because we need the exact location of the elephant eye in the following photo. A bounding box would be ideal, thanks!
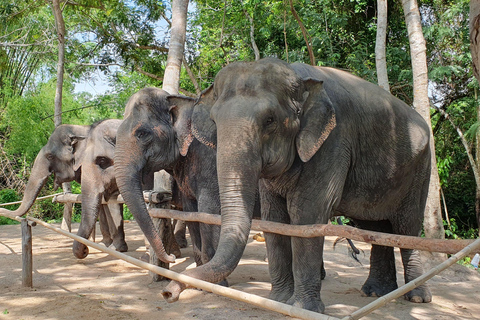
[46,153,54,161]
[264,116,275,127]
[95,156,113,170]
[135,128,152,142]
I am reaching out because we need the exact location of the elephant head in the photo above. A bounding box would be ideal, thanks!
[162,58,336,301]
[0,125,89,219]
[114,88,195,264]
[72,119,126,259]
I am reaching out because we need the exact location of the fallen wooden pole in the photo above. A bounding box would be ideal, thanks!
[22,216,340,320]
[341,236,480,320]
[149,208,475,254]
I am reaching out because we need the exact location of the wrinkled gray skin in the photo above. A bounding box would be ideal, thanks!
[72,119,128,259]
[163,58,432,313]
[114,88,222,269]
[0,123,128,258]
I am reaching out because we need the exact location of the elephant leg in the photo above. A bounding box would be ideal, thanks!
[395,154,431,303]
[260,184,294,303]
[106,203,128,252]
[400,248,431,302]
[186,221,202,266]
[173,220,188,248]
[98,205,113,247]
[355,219,398,297]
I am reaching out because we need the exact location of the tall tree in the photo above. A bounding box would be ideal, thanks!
[401,0,444,239]
[51,0,65,127]
[469,0,480,233]
[163,0,189,95]
[375,0,389,91]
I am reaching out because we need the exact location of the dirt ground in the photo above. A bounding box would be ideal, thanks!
[1,220,479,320]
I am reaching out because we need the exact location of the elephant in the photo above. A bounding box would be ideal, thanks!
[0,122,127,257]
[162,58,432,313]
[72,119,129,259]
[0,124,89,219]
[114,88,223,273]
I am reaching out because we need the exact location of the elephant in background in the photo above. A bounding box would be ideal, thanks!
[72,119,129,259]
[163,58,432,313]
[0,122,127,257]
[0,124,89,219]
[114,88,223,273]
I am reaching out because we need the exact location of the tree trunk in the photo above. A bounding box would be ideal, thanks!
[470,0,480,233]
[162,0,189,95]
[401,0,444,240]
[51,0,65,127]
[288,0,315,66]
[375,0,389,91]
[241,8,260,61]
[51,0,73,229]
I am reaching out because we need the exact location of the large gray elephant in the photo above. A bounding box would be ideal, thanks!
[0,122,127,257]
[162,58,432,313]
[114,88,222,271]
[72,119,128,259]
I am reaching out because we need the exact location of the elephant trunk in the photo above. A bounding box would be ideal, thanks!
[163,121,261,302]
[114,143,175,264]
[72,169,103,259]
[0,148,51,219]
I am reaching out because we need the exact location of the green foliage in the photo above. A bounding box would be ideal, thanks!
[0,189,19,225]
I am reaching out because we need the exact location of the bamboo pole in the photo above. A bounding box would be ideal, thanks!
[341,236,480,320]
[0,193,62,207]
[22,216,340,320]
[149,208,474,254]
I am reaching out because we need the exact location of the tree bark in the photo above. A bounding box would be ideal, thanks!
[162,0,189,95]
[401,0,444,240]
[469,0,480,233]
[375,0,389,91]
[51,0,65,127]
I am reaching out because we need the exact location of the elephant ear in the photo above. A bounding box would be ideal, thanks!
[71,134,87,171]
[191,85,217,150]
[296,79,336,162]
[167,95,196,157]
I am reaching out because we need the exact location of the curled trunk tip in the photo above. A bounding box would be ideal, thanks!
[162,280,186,302]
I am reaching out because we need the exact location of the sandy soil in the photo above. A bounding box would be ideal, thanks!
[1,220,479,320]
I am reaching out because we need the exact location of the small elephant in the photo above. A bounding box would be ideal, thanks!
[163,58,432,313]
[0,122,127,257]
[114,88,223,272]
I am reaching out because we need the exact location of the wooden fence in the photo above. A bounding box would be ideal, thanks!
[2,191,480,320]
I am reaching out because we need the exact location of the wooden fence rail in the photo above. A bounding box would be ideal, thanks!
[2,192,480,319]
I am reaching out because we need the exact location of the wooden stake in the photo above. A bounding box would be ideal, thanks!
[21,219,33,287]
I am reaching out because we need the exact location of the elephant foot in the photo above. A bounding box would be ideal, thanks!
[217,279,229,287]
[286,295,325,314]
[112,241,128,253]
[361,279,398,297]
[321,264,326,280]
[269,287,293,303]
[140,252,150,262]
[101,238,114,248]
[404,285,432,303]
[175,235,188,248]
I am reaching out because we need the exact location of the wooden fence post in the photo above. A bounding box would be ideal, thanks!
[149,170,178,281]
[21,219,33,287]
[60,182,73,232]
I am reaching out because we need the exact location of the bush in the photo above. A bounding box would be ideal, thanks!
[0,189,20,225]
